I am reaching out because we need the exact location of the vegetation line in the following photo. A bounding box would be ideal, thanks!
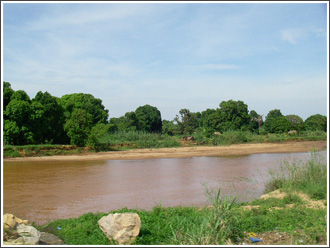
[3,82,327,150]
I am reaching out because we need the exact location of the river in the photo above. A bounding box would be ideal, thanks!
[2,150,327,225]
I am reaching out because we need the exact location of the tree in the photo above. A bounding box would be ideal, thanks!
[265,109,282,120]
[135,104,162,132]
[3,98,35,145]
[59,93,109,125]
[3,88,37,145]
[122,111,138,131]
[63,109,93,146]
[304,114,327,132]
[3,81,14,111]
[248,110,263,132]
[4,99,31,125]
[174,108,198,135]
[285,114,304,132]
[10,90,31,103]
[217,100,250,132]
[31,91,67,144]
[197,108,217,136]
[59,93,109,145]
[264,109,291,133]
[162,119,179,136]
[3,120,34,145]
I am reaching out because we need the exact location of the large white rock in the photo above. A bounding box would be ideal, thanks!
[16,224,41,245]
[98,213,141,244]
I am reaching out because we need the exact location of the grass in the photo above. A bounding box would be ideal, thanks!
[34,151,327,245]
[3,144,82,158]
[265,151,327,200]
[99,131,181,150]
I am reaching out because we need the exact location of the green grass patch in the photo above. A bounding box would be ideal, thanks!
[265,151,327,200]
[3,144,79,158]
[99,131,181,150]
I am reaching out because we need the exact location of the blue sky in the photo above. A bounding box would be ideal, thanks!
[2,1,328,121]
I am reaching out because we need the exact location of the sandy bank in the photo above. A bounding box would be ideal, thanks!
[3,141,327,162]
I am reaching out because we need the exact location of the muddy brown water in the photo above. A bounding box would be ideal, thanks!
[3,151,327,225]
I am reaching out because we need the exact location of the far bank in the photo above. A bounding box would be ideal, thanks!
[3,140,327,162]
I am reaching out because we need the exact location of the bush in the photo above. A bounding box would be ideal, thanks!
[87,124,111,150]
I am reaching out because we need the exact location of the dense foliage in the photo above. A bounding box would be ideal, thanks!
[2,81,327,146]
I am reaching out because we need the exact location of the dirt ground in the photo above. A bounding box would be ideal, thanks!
[3,140,327,162]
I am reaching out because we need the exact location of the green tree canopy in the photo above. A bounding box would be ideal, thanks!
[199,108,217,136]
[265,109,283,120]
[31,91,67,144]
[285,114,304,132]
[264,109,291,133]
[162,120,179,136]
[59,93,109,125]
[304,114,327,132]
[64,108,93,146]
[10,90,31,103]
[5,99,31,125]
[3,81,15,111]
[217,100,250,132]
[135,104,162,133]
[174,108,198,135]
[248,110,263,132]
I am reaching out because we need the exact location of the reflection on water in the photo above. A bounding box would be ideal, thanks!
[3,151,326,225]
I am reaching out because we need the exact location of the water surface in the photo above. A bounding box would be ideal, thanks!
[3,151,326,225]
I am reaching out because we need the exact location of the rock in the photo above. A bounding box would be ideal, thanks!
[3,214,41,245]
[16,224,41,245]
[183,136,195,141]
[98,213,141,245]
[39,232,66,245]
[3,213,29,230]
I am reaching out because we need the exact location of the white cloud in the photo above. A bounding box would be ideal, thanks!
[280,29,301,44]
[281,26,325,44]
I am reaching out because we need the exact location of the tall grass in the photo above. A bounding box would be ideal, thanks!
[171,185,242,245]
[211,131,264,145]
[99,131,180,149]
[265,151,327,200]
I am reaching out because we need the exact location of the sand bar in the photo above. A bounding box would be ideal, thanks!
[3,141,327,162]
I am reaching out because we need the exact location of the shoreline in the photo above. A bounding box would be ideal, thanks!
[3,140,327,162]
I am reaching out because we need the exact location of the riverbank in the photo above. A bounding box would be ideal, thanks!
[35,150,327,245]
[3,140,327,161]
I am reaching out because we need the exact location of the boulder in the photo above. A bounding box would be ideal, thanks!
[39,232,66,245]
[3,213,29,230]
[98,213,141,245]
[16,224,41,245]
[3,214,40,245]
